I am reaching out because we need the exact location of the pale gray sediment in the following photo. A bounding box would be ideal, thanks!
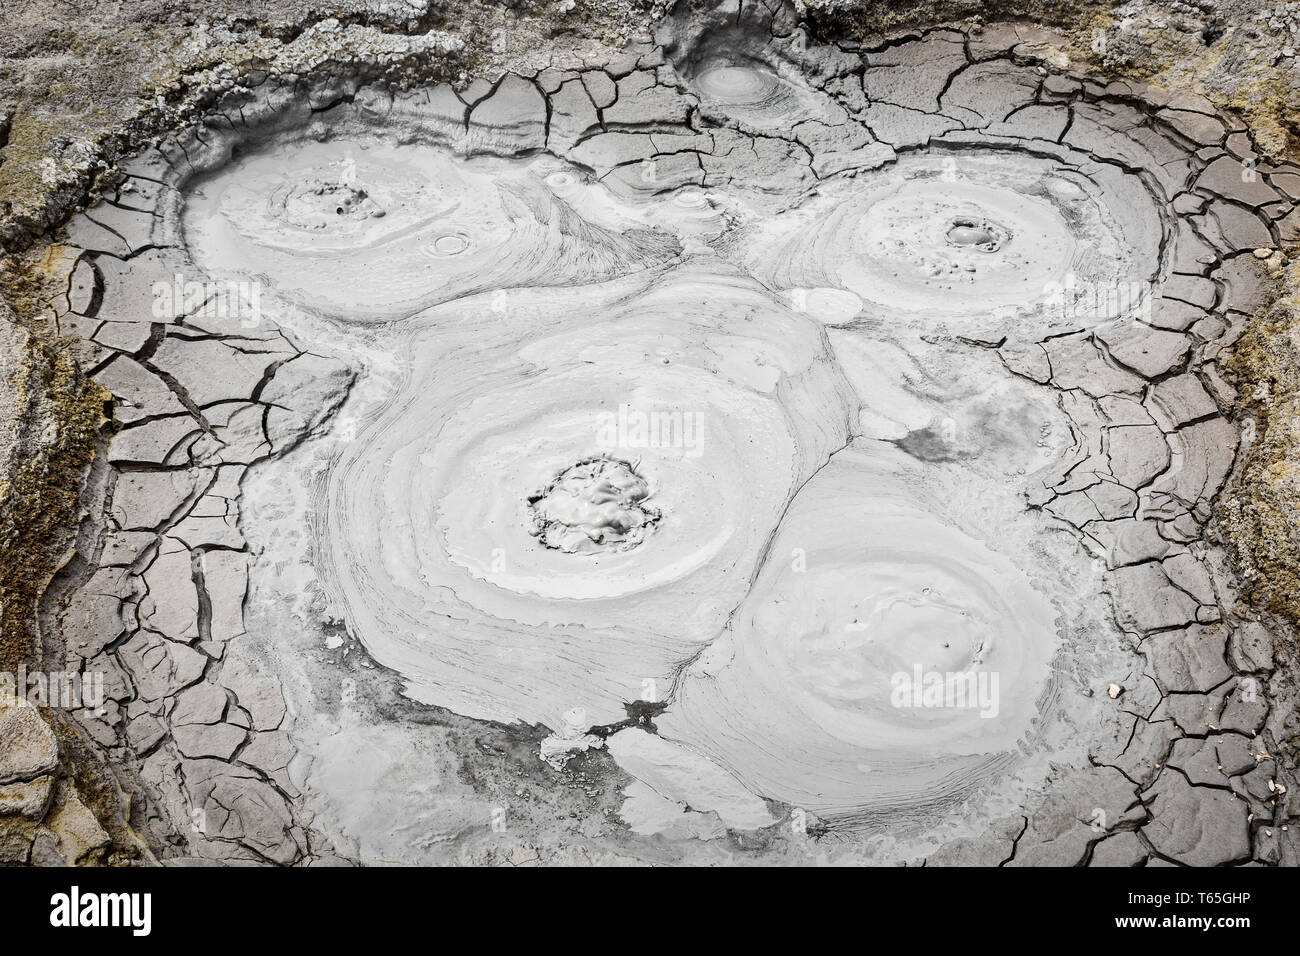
[13,0,1300,866]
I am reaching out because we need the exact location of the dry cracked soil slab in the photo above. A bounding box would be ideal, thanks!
[24,0,1300,866]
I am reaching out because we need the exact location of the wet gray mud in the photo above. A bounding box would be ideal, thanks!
[46,0,1300,865]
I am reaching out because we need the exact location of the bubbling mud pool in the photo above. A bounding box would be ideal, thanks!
[208,134,1124,831]
[58,0,1296,865]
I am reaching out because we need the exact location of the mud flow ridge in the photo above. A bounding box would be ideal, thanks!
[46,0,1300,865]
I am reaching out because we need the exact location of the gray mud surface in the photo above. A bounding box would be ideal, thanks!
[4,0,1300,867]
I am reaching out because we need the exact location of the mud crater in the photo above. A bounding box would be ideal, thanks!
[527,457,663,554]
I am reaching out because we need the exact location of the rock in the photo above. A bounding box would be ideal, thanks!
[0,817,38,863]
[0,776,55,819]
[42,786,112,865]
[0,701,60,785]
[28,829,69,866]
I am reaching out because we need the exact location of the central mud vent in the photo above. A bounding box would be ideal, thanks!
[64,0,1295,864]
[528,457,662,554]
[945,217,1010,252]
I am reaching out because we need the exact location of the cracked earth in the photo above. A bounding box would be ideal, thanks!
[4,0,1300,867]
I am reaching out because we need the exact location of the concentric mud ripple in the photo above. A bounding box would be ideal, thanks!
[184,138,679,322]
[722,149,1167,334]
[692,61,833,129]
[657,441,1059,822]
[317,268,854,727]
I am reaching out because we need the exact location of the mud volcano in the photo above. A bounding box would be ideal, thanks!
[44,0,1300,866]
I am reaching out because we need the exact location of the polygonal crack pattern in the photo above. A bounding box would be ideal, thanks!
[42,0,1300,867]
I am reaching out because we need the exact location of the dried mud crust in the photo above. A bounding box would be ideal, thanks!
[20,0,1296,868]
[0,0,1294,868]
